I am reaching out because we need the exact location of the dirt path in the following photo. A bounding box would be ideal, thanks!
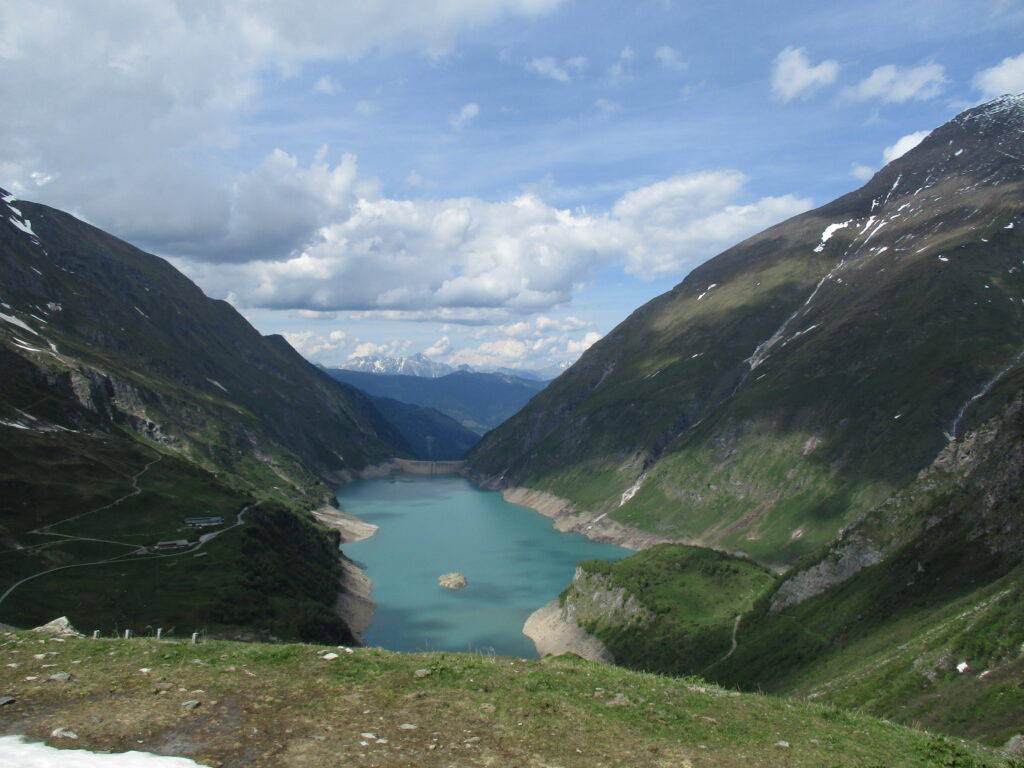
[0,449,257,611]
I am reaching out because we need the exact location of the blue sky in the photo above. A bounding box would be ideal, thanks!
[3,0,1024,371]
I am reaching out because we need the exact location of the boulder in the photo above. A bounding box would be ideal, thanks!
[439,572,468,590]
[31,617,84,638]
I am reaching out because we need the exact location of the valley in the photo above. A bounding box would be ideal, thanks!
[1,94,1023,766]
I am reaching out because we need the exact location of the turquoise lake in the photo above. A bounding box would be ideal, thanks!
[337,474,630,657]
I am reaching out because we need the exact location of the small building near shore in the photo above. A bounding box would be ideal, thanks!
[184,516,224,528]
[153,539,189,550]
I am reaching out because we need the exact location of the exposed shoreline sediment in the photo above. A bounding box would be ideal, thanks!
[324,464,669,655]
[522,598,614,663]
[312,504,379,642]
[497,485,679,552]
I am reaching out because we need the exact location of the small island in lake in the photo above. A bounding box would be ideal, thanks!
[439,572,468,590]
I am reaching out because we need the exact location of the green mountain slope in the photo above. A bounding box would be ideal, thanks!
[0,190,408,640]
[326,368,547,434]
[467,95,1024,566]
[538,393,1024,746]
[704,392,1024,746]
[366,395,480,460]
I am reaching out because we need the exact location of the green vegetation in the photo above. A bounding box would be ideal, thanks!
[571,544,777,676]
[0,426,352,644]
[0,193,415,642]
[367,395,480,460]
[0,631,1015,767]
[468,107,1024,569]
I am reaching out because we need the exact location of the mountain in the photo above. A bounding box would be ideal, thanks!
[705,392,1024,745]
[325,368,549,434]
[467,94,1024,566]
[492,363,569,381]
[365,395,480,460]
[340,352,463,377]
[0,189,409,640]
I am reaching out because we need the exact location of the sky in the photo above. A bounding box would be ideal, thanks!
[2,1,1024,373]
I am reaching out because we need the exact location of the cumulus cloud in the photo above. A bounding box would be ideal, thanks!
[611,171,812,278]
[608,45,635,84]
[313,75,340,95]
[565,331,602,357]
[176,166,809,310]
[0,0,562,234]
[850,163,875,181]
[883,130,931,163]
[424,336,452,356]
[973,53,1024,100]
[654,46,686,71]
[845,62,947,103]
[771,47,839,102]
[528,56,571,82]
[450,103,481,130]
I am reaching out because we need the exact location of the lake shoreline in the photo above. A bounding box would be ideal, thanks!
[522,597,614,663]
[493,485,679,553]
[312,504,380,643]
[327,465,645,657]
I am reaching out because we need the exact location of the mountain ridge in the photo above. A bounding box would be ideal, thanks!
[467,94,1024,565]
[0,189,410,641]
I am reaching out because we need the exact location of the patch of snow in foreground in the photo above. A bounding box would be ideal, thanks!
[0,736,206,767]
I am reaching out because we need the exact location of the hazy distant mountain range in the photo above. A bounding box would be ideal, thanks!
[338,353,567,381]
[325,368,548,434]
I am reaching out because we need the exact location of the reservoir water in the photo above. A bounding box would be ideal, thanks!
[337,474,630,657]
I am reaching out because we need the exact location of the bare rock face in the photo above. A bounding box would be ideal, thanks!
[439,572,467,590]
[31,617,84,638]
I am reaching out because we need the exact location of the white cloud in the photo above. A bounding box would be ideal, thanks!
[608,45,635,83]
[771,47,839,102]
[175,165,810,310]
[292,309,340,320]
[566,56,588,72]
[883,130,931,163]
[612,171,812,278]
[448,339,531,368]
[566,331,602,357]
[654,46,686,71]
[354,100,377,116]
[973,53,1024,100]
[845,62,948,103]
[528,56,571,83]
[450,102,481,130]
[350,340,412,359]
[313,75,340,95]
[850,163,875,181]
[0,0,563,240]
[594,98,621,120]
[424,336,452,356]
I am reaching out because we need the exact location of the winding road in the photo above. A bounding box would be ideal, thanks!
[0,452,257,611]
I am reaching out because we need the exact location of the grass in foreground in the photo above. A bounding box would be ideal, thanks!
[0,632,1015,768]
